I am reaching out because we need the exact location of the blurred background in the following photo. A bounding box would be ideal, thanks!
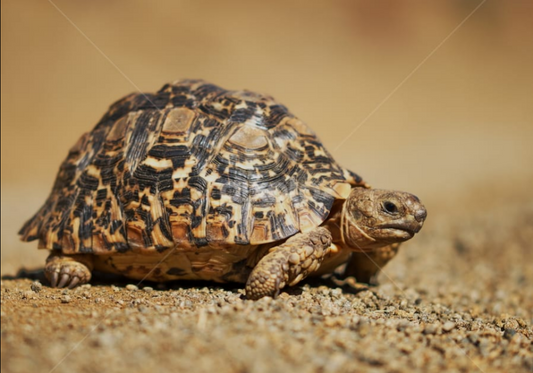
[2,0,532,274]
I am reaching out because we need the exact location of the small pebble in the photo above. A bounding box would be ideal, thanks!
[443,321,456,332]
[30,281,42,293]
[22,290,35,299]
[126,284,138,291]
[503,328,516,340]
[61,295,71,303]
[143,287,153,293]
[423,324,438,335]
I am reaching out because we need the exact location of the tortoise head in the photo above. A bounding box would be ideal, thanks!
[341,188,427,251]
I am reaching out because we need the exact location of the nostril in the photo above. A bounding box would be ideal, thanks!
[414,208,427,223]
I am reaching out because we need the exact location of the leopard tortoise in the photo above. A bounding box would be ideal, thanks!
[19,79,427,299]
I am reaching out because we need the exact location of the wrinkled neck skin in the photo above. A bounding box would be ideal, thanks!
[340,197,386,251]
[324,199,389,252]
[324,202,384,252]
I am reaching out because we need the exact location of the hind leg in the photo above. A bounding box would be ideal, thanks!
[45,252,93,288]
[344,243,401,285]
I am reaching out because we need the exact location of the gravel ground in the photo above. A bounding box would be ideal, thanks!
[2,190,533,373]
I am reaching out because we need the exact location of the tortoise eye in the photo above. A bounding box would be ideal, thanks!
[383,201,399,214]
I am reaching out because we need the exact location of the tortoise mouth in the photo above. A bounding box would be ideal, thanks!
[380,222,421,234]
[377,224,417,239]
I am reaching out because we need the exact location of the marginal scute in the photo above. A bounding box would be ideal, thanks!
[250,224,268,243]
[19,79,367,254]
[126,222,146,250]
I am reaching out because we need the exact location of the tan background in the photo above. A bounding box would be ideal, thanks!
[2,0,532,274]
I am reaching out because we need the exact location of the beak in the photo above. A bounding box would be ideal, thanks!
[414,206,427,223]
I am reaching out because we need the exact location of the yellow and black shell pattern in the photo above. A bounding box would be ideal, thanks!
[19,80,367,254]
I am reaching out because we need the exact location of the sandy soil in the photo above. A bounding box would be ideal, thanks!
[2,185,532,373]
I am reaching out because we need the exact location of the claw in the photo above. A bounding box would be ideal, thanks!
[273,276,282,299]
[68,276,80,289]
[51,272,59,287]
[57,274,70,288]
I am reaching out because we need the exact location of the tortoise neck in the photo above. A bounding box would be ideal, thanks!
[322,200,344,244]
[326,198,379,251]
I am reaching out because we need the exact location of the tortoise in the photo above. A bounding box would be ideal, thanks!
[19,79,427,299]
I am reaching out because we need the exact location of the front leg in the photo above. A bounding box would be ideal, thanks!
[344,243,401,285]
[245,227,332,300]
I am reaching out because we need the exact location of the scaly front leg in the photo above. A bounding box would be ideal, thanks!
[245,227,332,300]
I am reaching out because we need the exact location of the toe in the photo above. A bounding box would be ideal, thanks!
[68,276,80,289]
[273,277,282,298]
[57,273,70,288]
[50,272,59,288]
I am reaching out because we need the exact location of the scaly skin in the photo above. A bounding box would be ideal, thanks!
[245,227,333,300]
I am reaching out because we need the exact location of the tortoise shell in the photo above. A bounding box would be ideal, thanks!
[19,80,367,254]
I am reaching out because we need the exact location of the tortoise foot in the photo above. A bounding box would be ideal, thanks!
[45,254,93,288]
